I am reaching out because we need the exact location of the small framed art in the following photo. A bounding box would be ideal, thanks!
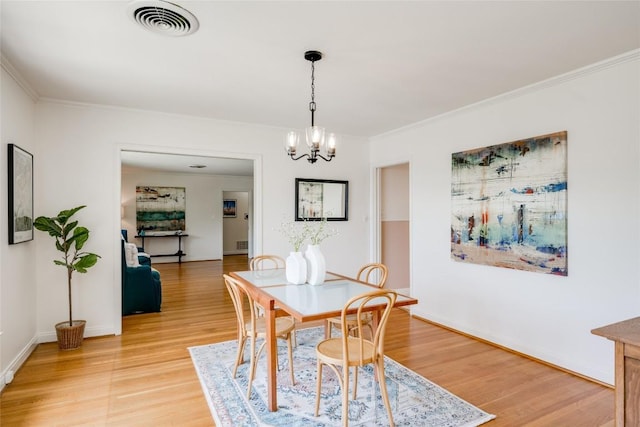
[223,199,237,218]
[8,144,34,244]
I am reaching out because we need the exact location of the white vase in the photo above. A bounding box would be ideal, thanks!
[305,244,326,285]
[286,251,307,285]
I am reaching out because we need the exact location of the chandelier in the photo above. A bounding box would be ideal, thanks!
[285,50,336,164]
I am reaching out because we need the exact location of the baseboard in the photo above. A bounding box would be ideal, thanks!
[223,250,248,255]
[37,323,115,344]
[1,335,38,393]
[410,313,614,389]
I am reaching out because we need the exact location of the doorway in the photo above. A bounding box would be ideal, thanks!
[378,163,410,294]
[222,191,250,257]
[118,148,261,335]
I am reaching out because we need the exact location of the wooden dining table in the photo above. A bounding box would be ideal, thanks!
[229,268,418,412]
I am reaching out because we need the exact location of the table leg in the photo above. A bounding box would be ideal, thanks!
[265,304,278,411]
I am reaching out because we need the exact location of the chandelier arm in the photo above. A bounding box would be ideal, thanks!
[288,152,312,162]
[315,154,334,162]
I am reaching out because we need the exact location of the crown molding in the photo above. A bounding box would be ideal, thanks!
[1,54,39,102]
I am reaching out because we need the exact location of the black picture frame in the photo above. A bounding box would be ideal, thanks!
[295,178,349,221]
[223,199,237,218]
[8,144,34,244]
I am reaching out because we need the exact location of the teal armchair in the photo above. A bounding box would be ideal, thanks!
[121,239,162,315]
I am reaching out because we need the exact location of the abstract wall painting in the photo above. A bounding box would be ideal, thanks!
[136,186,186,233]
[8,144,34,244]
[451,131,568,276]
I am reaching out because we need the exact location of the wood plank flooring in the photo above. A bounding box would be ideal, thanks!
[1,255,614,426]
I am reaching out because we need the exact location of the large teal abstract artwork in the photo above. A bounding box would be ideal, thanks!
[451,131,568,276]
[136,186,186,232]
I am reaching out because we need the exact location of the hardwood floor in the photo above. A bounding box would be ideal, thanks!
[1,256,614,426]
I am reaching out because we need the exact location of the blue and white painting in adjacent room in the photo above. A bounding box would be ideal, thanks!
[451,131,567,276]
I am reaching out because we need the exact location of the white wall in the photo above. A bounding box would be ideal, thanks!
[122,171,252,262]
[370,51,640,384]
[30,100,370,343]
[0,65,38,389]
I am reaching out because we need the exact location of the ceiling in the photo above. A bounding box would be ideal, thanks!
[120,150,254,176]
[2,1,639,175]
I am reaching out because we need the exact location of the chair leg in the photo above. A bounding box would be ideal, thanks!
[287,333,295,385]
[365,323,374,341]
[342,365,350,427]
[314,361,323,417]
[291,317,298,347]
[352,366,358,400]
[232,335,247,378]
[247,334,257,399]
[375,359,394,427]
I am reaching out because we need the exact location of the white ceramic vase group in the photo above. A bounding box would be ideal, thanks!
[285,244,326,285]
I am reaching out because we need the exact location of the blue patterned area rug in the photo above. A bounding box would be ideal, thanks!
[189,327,495,427]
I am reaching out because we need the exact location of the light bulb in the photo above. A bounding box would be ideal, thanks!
[326,133,337,156]
[286,131,299,155]
[306,126,325,150]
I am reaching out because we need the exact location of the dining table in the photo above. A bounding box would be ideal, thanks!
[229,268,418,412]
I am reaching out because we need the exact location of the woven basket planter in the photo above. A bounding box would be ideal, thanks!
[55,320,86,350]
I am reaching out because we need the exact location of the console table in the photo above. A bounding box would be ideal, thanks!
[592,316,640,426]
[136,234,188,263]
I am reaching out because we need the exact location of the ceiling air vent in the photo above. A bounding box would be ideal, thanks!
[129,0,199,37]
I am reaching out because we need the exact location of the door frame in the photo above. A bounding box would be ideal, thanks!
[115,144,262,335]
[370,160,411,292]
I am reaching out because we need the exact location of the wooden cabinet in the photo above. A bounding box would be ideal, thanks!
[592,317,640,426]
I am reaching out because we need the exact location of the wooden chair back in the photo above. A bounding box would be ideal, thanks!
[250,255,285,271]
[223,274,257,337]
[340,289,397,366]
[223,274,251,336]
[356,263,388,288]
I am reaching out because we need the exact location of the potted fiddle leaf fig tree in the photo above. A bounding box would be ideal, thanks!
[34,205,100,350]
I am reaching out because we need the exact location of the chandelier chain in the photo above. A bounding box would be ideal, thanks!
[309,60,316,124]
[309,61,316,118]
[311,61,315,105]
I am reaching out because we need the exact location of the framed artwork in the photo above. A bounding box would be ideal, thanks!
[136,186,186,232]
[8,144,34,244]
[295,178,348,221]
[451,131,568,276]
[223,199,237,218]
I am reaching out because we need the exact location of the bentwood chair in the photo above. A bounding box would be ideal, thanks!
[250,254,298,345]
[315,289,398,427]
[327,263,389,339]
[223,274,296,399]
[249,254,285,271]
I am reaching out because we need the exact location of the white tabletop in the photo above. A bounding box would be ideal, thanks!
[232,269,414,319]
[269,280,393,316]
[232,269,342,288]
